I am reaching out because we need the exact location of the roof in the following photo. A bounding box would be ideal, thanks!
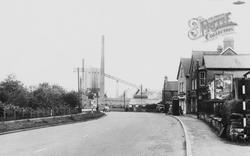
[203,55,250,69]
[189,51,218,73]
[221,48,237,55]
[164,81,178,91]
[177,58,191,79]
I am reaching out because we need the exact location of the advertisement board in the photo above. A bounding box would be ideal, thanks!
[214,74,233,99]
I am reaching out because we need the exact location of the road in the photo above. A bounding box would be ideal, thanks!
[0,112,185,156]
[179,116,250,156]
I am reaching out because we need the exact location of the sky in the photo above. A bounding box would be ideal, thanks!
[0,0,249,97]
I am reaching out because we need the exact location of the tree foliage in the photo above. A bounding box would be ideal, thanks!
[0,75,80,110]
[63,91,80,108]
[0,74,29,107]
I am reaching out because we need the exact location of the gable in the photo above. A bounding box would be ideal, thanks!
[176,61,181,79]
[177,64,185,80]
[177,58,191,79]
[221,48,237,55]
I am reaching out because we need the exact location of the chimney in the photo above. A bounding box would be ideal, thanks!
[164,76,168,84]
[217,45,223,54]
[223,37,234,50]
[163,76,168,90]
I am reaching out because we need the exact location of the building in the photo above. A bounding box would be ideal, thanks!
[83,68,100,93]
[189,38,236,113]
[188,38,250,114]
[200,54,250,101]
[189,50,218,113]
[176,58,191,114]
[162,76,178,111]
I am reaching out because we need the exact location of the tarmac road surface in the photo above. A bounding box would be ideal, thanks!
[0,112,185,156]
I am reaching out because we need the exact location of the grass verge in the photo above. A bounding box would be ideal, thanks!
[0,111,105,134]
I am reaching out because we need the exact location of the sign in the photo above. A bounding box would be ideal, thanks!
[214,74,232,99]
[188,12,237,41]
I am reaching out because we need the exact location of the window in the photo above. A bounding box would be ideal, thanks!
[194,79,197,89]
[179,82,185,92]
[199,72,206,86]
[180,67,183,78]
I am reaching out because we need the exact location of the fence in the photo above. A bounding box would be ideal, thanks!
[199,100,224,116]
[0,107,79,121]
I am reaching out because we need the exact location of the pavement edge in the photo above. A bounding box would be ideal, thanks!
[171,115,192,156]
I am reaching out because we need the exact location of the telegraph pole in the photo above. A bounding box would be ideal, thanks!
[77,67,80,93]
[81,59,85,109]
[124,91,126,108]
[74,67,82,113]
[141,84,143,105]
[100,35,105,99]
[77,67,82,112]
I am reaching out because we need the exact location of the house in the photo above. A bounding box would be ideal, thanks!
[200,54,250,101]
[176,58,191,114]
[189,38,236,113]
[162,76,178,112]
[189,50,218,113]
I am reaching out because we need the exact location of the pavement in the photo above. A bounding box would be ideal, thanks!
[179,115,250,156]
[0,112,186,156]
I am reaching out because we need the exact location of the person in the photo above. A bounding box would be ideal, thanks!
[179,106,183,115]
[96,105,99,112]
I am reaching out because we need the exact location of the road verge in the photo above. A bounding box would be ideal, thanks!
[0,111,105,135]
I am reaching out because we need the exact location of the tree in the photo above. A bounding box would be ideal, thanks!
[0,74,29,107]
[32,83,66,109]
[63,91,80,108]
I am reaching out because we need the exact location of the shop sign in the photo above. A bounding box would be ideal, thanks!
[188,12,237,41]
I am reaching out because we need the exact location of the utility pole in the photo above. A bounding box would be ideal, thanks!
[100,35,105,99]
[81,59,85,109]
[141,84,143,105]
[77,67,82,113]
[74,67,82,113]
[124,91,126,108]
[77,67,80,92]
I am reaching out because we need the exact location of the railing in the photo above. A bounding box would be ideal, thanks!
[0,107,79,121]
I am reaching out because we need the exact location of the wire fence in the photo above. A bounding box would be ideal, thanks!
[0,107,79,121]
